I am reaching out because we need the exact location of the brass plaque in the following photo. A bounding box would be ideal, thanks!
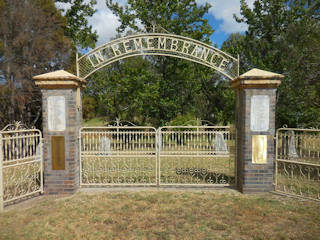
[252,135,267,164]
[51,136,66,170]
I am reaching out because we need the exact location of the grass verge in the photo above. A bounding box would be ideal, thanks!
[83,117,106,127]
[0,191,319,240]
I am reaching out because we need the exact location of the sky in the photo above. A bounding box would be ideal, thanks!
[58,0,255,49]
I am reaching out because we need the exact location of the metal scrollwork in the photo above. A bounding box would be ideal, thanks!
[1,121,35,131]
[77,33,239,80]
[1,125,43,208]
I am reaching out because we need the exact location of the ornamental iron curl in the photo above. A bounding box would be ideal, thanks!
[275,127,320,201]
[79,125,235,186]
[1,122,35,132]
[0,124,43,210]
[77,33,239,80]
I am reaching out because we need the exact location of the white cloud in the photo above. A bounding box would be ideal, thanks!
[197,0,255,33]
[56,0,124,48]
[57,0,255,48]
[89,0,124,47]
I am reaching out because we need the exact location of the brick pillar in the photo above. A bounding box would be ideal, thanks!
[231,68,283,193]
[33,70,85,195]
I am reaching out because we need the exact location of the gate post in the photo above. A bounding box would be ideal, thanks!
[33,70,85,195]
[231,69,283,193]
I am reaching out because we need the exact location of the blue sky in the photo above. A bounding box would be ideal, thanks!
[57,0,255,49]
[206,14,231,47]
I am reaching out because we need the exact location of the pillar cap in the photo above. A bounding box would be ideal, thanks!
[33,70,86,89]
[231,68,284,89]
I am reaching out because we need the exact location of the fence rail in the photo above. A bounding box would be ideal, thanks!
[275,128,320,201]
[158,126,236,186]
[79,126,157,186]
[0,124,43,211]
[79,125,236,187]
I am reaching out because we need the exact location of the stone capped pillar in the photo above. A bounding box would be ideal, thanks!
[33,70,85,195]
[231,68,283,193]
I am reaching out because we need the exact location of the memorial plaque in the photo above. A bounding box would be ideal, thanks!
[51,136,66,170]
[48,96,66,131]
[213,132,229,155]
[288,130,299,158]
[100,136,112,155]
[252,135,267,164]
[250,95,269,131]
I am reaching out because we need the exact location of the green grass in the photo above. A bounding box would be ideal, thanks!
[81,156,235,185]
[0,191,319,240]
[83,117,106,126]
[3,162,41,201]
[275,161,320,200]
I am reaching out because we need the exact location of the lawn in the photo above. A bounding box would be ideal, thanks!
[81,156,235,185]
[0,190,319,240]
[83,117,106,126]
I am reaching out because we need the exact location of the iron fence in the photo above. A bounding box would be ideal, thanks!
[275,128,320,201]
[0,123,43,211]
[158,126,236,186]
[79,126,157,186]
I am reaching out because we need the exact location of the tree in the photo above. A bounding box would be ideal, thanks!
[84,56,162,126]
[0,0,72,128]
[85,0,232,126]
[55,0,98,49]
[230,0,320,127]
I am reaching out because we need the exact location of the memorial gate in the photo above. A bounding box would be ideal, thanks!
[1,29,319,210]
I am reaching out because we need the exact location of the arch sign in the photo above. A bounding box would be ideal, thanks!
[77,33,239,80]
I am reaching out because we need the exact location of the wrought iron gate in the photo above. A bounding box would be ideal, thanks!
[275,128,320,201]
[79,125,235,187]
[158,126,235,186]
[0,123,43,211]
[80,126,157,186]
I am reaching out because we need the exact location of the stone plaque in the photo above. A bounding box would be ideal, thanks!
[100,136,112,155]
[213,132,229,155]
[250,95,269,132]
[48,96,66,131]
[51,136,66,170]
[252,135,267,164]
[288,130,299,159]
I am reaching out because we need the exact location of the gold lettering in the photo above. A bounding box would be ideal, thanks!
[219,57,230,70]
[134,38,143,50]
[171,39,179,51]
[111,44,122,56]
[87,55,96,67]
[191,45,199,57]
[147,37,154,49]
[94,51,105,63]
[123,40,132,53]
[200,47,210,61]
[182,41,191,54]
[210,52,222,66]
[158,37,166,49]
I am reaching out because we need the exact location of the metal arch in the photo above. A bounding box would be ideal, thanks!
[77,33,239,80]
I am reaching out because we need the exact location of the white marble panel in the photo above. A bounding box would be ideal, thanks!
[250,95,269,132]
[48,96,66,131]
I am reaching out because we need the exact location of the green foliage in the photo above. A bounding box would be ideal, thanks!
[84,0,236,126]
[106,0,213,42]
[83,95,96,119]
[56,0,98,48]
[0,0,73,127]
[221,33,250,74]
[228,0,320,128]
[84,56,162,126]
[168,113,198,126]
